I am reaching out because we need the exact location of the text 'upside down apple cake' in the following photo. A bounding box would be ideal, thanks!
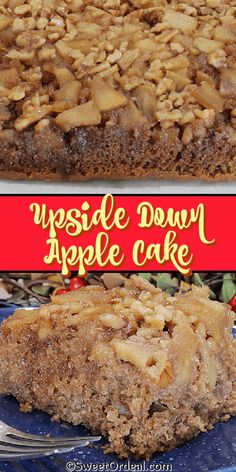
[0,1,236,180]
[0,275,235,458]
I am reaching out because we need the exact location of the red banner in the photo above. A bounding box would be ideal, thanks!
[0,195,235,274]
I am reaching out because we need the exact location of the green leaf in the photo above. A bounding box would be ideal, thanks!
[193,273,203,287]
[193,273,216,299]
[155,273,178,295]
[138,273,152,281]
[32,285,51,296]
[220,273,236,303]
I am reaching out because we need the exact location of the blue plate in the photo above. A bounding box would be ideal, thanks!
[0,306,235,472]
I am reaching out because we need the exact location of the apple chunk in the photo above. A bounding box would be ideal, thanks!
[132,84,157,121]
[90,77,128,112]
[55,100,101,132]
[220,69,236,97]
[192,83,224,112]
[163,10,197,32]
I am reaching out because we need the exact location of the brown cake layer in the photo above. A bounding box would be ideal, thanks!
[1,117,236,181]
[0,276,235,458]
[1,1,236,181]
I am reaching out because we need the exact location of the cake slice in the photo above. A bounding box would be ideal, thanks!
[0,276,235,458]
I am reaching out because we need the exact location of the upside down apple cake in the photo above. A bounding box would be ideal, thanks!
[0,1,236,180]
[0,275,235,458]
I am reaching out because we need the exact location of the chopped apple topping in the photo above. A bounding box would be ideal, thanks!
[174,287,230,342]
[214,25,236,43]
[194,38,223,54]
[112,338,157,369]
[166,71,190,91]
[119,101,148,129]
[132,84,157,122]
[53,81,81,112]
[2,276,232,398]
[99,313,126,329]
[55,100,101,132]
[220,69,236,97]
[192,83,224,113]
[144,313,165,330]
[163,10,197,33]
[171,324,198,384]
[112,337,171,386]
[0,0,235,137]
[38,319,53,339]
[0,15,12,31]
[90,77,128,112]
[158,361,173,388]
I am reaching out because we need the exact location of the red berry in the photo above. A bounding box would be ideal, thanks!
[55,287,70,295]
[229,294,236,312]
[69,276,87,291]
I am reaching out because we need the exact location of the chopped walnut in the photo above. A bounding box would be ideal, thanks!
[14,104,53,130]
[99,313,126,329]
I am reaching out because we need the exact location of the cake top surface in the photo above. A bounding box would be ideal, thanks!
[1,275,233,337]
[0,0,236,142]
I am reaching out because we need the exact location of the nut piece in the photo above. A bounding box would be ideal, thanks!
[99,313,126,329]
[6,49,35,62]
[8,85,26,101]
[0,68,20,88]
[54,81,81,103]
[144,313,165,329]
[55,100,101,132]
[214,25,236,43]
[90,77,128,112]
[15,105,53,131]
